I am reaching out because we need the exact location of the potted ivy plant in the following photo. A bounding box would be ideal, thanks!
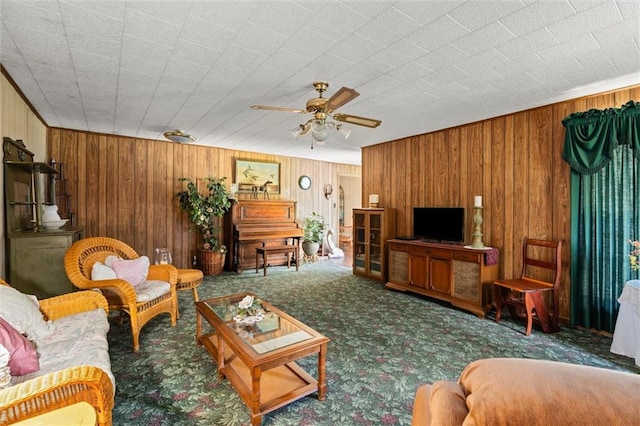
[302,212,327,257]
[176,177,232,275]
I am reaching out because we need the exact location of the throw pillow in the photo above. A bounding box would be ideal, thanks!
[110,256,150,287]
[91,262,117,281]
[104,255,119,267]
[0,317,39,376]
[0,286,51,341]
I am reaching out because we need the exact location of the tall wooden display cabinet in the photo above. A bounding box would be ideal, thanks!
[3,137,83,299]
[352,208,395,281]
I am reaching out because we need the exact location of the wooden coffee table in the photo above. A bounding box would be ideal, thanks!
[195,293,330,425]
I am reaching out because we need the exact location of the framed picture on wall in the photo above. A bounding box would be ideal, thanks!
[235,159,280,194]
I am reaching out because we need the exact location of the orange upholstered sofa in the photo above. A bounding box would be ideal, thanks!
[411,358,640,425]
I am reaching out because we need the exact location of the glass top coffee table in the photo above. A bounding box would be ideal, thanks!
[195,292,330,426]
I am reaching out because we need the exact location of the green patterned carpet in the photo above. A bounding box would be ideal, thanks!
[108,261,637,425]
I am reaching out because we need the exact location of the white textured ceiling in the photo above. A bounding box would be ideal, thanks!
[1,0,639,165]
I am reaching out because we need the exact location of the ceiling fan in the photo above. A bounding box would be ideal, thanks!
[251,81,381,147]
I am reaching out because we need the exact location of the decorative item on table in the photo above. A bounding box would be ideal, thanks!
[629,240,640,271]
[232,295,265,324]
[470,195,485,249]
[368,194,379,208]
[255,312,280,333]
[154,248,172,265]
[41,204,68,229]
[42,219,68,230]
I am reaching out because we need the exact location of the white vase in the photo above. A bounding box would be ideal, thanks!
[42,204,61,222]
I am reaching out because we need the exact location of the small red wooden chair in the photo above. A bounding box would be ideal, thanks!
[493,238,562,336]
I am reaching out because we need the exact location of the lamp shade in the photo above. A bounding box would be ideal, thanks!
[163,130,196,144]
[338,126,352,139]
[312,129,328,142]
[311,119,325,132]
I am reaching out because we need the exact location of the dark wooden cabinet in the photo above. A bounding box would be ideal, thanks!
[386,240,498,317]
[3,137,84,298]
[7,228,84,298]
[407,244,451,295]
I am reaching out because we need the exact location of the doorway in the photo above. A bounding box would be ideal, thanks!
[337,174,361,255]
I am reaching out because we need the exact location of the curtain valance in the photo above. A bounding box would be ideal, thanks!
[562,101,640,175]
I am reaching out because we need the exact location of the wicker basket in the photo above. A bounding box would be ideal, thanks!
[198,249,225,276]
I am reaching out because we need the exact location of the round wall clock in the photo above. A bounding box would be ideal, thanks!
[298,175,311,190]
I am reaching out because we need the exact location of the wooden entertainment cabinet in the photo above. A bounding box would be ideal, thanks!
[385,239,499,317]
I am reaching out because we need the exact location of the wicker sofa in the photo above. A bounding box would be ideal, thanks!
[0,280,114,425]
[411,357,640,425]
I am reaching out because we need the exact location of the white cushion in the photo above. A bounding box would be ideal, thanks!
[91,262,117,281]
[11,308,114,389]
[104,255,119,267]
[135,280,171,303]
[0,286,51,341]
[0,344,10,389]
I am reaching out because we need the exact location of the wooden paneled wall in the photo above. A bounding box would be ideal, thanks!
[47,128,360,268]
[362,85,640,321]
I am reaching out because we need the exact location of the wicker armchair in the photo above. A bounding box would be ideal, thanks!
[0,279,114,425]
[64,237,178,352]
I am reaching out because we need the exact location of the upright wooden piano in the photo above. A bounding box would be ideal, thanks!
[224,199,303,273]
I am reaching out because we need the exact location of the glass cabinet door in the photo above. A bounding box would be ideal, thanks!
[368,213,382,278]
[353,210,383,278]
[354,211,366,273]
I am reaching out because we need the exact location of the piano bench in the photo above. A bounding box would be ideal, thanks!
[256,245,299,276]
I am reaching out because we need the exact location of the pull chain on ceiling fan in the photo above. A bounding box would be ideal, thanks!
[251,81,381,149]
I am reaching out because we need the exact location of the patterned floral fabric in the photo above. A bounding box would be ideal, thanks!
[134,280,171,303]
[10,308,113,388]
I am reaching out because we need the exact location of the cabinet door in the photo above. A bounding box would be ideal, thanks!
[9,232,80,299]
[353,211,367,274]
[367,212,382,278]
[429,257,452,294]
[409,254,428,289]
[452,260,481,303]
[388,245,408,285]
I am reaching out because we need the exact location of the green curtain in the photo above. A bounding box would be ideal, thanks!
[563,101,640,332]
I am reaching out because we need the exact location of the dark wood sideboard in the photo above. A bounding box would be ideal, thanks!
[385,239,499,317]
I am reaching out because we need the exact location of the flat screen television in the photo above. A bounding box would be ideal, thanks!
[413,207,465,244]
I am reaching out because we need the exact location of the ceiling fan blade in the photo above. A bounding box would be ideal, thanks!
[324,87,359,112]
[250,105,305,114]
[333,113,381,128]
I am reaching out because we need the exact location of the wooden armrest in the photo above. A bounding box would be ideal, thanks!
[147,264,178,288]
[39,291,109,321]
[0,366,114,426]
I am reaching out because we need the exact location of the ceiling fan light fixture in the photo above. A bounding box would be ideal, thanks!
[337,124,352,139]
[163,129,196,144]
[311,119,325,132]
[312,129,329,142]
[251,80,381,149]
